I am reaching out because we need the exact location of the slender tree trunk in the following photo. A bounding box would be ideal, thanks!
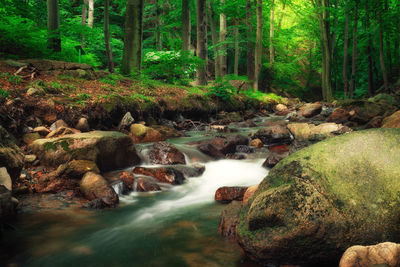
[121,0,144,76]
[208,1,220,78]
[269,0,275,69]
[47,0,61,52]
[196,0,207,85]
[155,0,162,50]
[349,1,358,99]
[246,0,254,81]
[81,0,88,26]
[253,0,263,90]
[342,5,349,98]
[379,25,389,92]
[384,0,392,76]
[315,0,333,101]
[365,0,374,96]
[88,0,94,28]
[104,0,114,73]
[182,0,190,51]
[234,26,240,76]
[219,0,227,77]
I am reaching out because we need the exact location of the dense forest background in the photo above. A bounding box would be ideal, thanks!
[0,0,399,101]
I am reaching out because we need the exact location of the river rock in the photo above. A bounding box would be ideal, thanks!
[56,160,100,179]
[29,131,141,172]
[80,172,118,207]
[197,135,249,159]
[46,126,80,138]
[253,124,291,145]
[152,125,185,138]
[33,126,51,136]
[0,126,24,182]
[287,122,350,141]
[328,108,350,123]
[50,119,68,131]
[119,112,135,130]
[274,104,290,116]
[218,201,242,241]
[339,242,400,267]
[148,142,186,165]
[75,118,90,132]
[249,139,263,148]
[243,185,258,205]
[262,154,284,168]
[130,124,165,143]
[0,167,12,191]
[0,185,17,220]
[297,103,322,118]
[133,167,185,185]
[215,186,248,204]
[170,164,205,178]
[136,177,161,192]
[382,110,400,128]
[33,171,78,193]
[368,93,397,106]
[236,129,400,265]
[23,132,41,144]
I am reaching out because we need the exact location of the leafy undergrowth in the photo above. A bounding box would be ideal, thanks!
[0,63,285,114]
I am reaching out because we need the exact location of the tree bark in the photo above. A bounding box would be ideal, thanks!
[349,1,358,99]
[253,0,263,91]
[81,0,88,26]
[155,0,162,50]
[47,0,61,52]
[219,0,227,77]
[208,1,220,78]
[246,0,254,81]
[121,0,144,76]
[253,0,263,90]
[379,25,389,92]
[342,5,349,98]
[269,0,275,69]
[88,0,94,28]
[182,0,190,51]
[384,0,392,75]
[364,0,374,96]
[234,26,240,76]
[104,0,114,73]
[196,0,207,85]
[314,0,333,101]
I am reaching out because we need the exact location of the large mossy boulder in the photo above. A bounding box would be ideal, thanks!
[0,126,24,182]
[29,131,141,172]
[237,129,400,266]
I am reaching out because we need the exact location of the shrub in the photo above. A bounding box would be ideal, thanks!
[0,88,9,99]
[142,50,203,85]
[207,76,236,102]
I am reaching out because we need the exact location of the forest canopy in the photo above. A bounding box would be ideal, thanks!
[0,0,399,101]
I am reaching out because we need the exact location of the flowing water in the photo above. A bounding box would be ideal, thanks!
[1,120,273,267]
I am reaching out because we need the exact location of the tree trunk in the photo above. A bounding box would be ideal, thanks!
[104,0,114,73]
[81,0,88,26]
[379,26,389,92]
[182,0,190,51]
[208,1,220,78]
[269,0,275,69]
[384,0,392,76]
[196,0,207,85]
[246,0,254,81]
[121,0,144,76]
[234,26,239,76]
[315,0,333,101]
[88,0,94,28]
[364,0,374,96]
[155,0,162,50]
[349,1,358,99]
[342,5,349,98]
[219,0,227,77]
[253,0,263,90]
[47,0,61,52]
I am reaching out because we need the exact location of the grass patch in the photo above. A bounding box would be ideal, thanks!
[243,90,286,104]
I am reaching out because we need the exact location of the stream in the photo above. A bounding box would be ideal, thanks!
[1,119,272,267]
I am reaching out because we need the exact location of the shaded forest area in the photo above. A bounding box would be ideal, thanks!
[0,0,399,101]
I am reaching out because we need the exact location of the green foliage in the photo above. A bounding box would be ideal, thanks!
[207,76,236,101]
[0,73,21,84]
[99,73,125,86]
[0,88,9,99]
[142,50,202,85]
[243,90,286,104]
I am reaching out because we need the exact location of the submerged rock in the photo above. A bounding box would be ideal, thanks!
[148,142,186,165]
[339,242,400,267]
[29,131,141,172]
[236,129,400,265]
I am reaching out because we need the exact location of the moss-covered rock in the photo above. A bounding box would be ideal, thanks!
[237,129,400,266]
[29,131,141,172]
[0,126,24,182]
